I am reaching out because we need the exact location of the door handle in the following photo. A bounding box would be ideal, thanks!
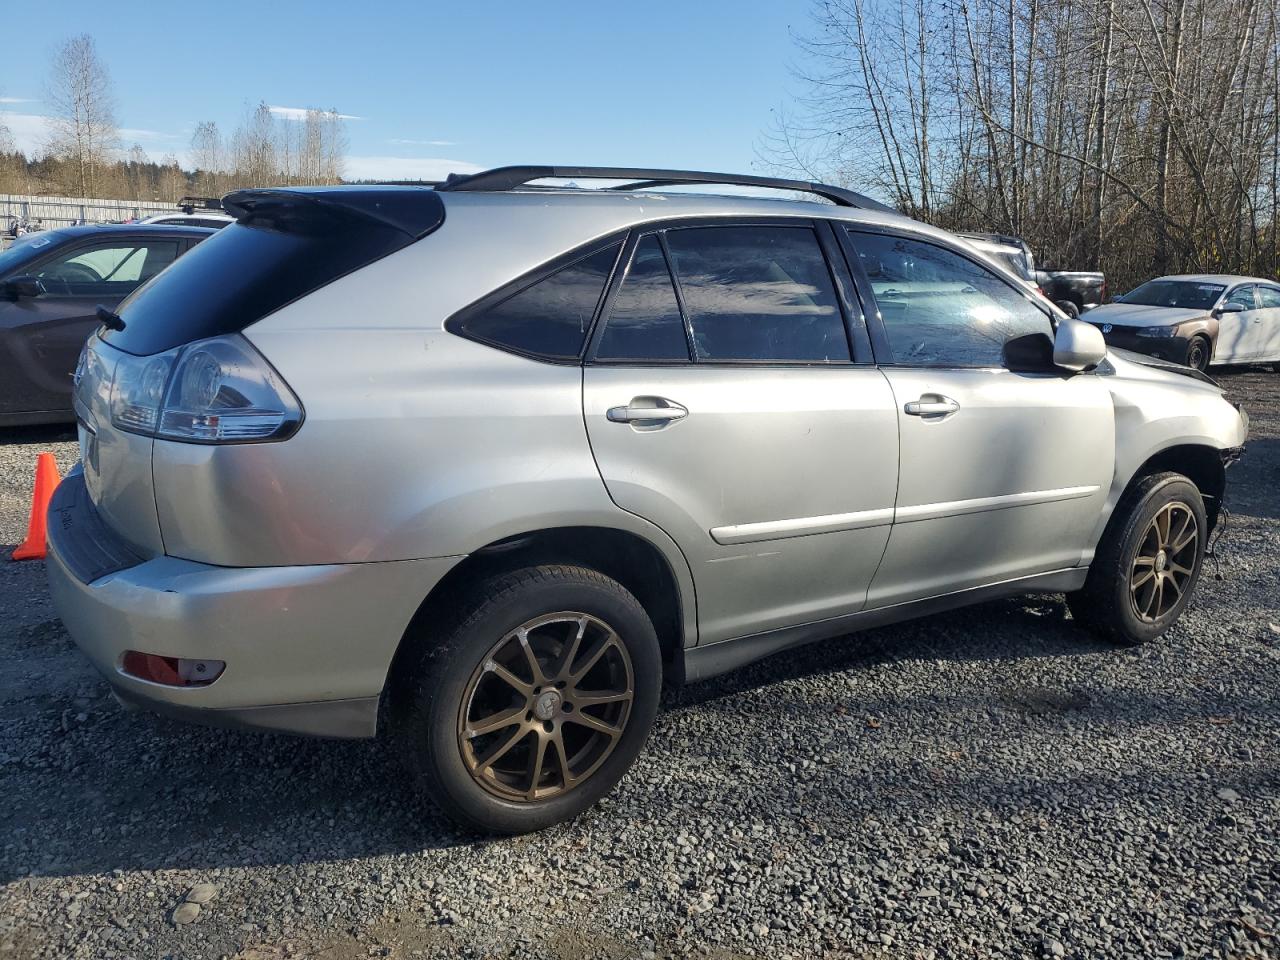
[607,397,688,425]
[904,395,960,418]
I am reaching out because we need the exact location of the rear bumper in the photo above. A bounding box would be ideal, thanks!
[46,469,462,738]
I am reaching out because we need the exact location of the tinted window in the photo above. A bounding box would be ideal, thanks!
[848,230,1052,367]
[1224,285,1257,310]
[34,241,180,297]
[463,244,620,360]
[663,226,848,362]
[596,236,689,361]
[104,187,446,356]
[1258,286,1280,308]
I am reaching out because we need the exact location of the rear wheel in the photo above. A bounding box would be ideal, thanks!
[1068,472,1207,646]
[1185,335,1211,372]
[1055,300,1080,319]
[392,564,662,834]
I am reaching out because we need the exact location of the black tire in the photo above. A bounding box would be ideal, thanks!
[1055,300,1080,319]
[391,564,662,834]
[1067,472,1207,646]
[1185,335,1211,372]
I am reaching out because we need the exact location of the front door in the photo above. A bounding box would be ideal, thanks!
[1253,284,1280,362]
[0,237,181,419]
[583,222,900,645]
[1215,284,1259,362]
[839,226,1115,608]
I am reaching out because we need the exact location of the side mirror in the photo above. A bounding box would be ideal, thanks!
[1217,301,1245,314]
[3,275,43,300]
[1053,317,1106,371]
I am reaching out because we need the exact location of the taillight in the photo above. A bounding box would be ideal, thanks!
[109,334,301,443]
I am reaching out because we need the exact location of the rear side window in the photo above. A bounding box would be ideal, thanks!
[459,244,621,360]
[596,236,690,362]
[34,240,180,297]
[1258,286,1280,308]
[663,226,848,362]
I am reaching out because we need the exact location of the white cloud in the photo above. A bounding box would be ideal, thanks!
[389,137,457,147]
[342,155,483,182]
[0,111,186,161]
[0,97,35,104]
[268,105,361,122]
[119,126,180,142]
[0,111,52,152]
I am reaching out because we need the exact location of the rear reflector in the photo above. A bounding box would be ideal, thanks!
[121,651,225,687]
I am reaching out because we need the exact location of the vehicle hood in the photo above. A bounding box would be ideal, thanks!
[1107,348,1221,389]
[1086,302,1208,329]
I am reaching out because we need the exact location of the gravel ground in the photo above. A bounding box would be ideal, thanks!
[1,370,1277,960]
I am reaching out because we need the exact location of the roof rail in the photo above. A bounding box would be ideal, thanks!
[177,195,223,213]
[435,165,897,213]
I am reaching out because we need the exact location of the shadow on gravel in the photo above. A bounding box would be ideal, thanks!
[675,593,1107,709]
[5,587,1278,885]
[1224,436,1279,521]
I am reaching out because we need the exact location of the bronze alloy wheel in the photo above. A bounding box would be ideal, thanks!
[1130,501,1200,622]
[457,612,634,803]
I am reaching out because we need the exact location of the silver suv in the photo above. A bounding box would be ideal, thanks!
[47,166,1249,834]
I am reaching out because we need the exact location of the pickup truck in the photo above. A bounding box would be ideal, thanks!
[958,232,1105,317]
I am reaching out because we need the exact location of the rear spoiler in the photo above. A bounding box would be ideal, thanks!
[221,186,445,239]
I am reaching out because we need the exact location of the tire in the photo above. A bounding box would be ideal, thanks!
[1055,300,1080,319]
[391,564,662,834]
[1185,335,1211,372]
[1067,472,1207,646]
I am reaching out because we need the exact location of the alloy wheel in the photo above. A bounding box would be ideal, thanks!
[457,612,634,802]
[1129,501,1199,622]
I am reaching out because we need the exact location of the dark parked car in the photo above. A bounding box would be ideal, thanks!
[958,232,1106,317]
[0,224,214,426]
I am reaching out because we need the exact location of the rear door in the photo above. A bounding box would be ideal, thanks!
[583,220,900,645]
[839,226,1114,607]
[0,235,181,419]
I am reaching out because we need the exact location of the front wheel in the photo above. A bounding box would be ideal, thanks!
[1185,335,1211,372]
[392,564,662,834]
[1068,472,1207,646]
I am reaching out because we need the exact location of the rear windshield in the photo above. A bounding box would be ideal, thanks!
[1120,280,1224,310]
[101,189,445,355]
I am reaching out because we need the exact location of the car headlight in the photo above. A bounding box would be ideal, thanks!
[109,334,302,443]
[1136,326,1178,338]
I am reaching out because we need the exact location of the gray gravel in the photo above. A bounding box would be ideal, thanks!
[1,370,1277,960]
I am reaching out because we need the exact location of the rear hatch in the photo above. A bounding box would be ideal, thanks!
[72,186,446,561]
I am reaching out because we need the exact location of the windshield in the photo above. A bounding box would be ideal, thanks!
[0,232,64,275]
[1120,279,1225,309]
[988,249,1032,281]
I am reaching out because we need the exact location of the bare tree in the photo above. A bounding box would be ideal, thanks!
[190,121,223,195]
[770,0,1280,288]
[45,34,119,196]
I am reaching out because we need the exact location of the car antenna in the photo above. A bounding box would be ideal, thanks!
[95,305,125,331]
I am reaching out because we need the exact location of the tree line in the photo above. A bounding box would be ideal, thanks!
[0,34,349,204]
[767,0,1280,289]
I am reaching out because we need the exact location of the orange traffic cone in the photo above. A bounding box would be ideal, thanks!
[11,453,61,561]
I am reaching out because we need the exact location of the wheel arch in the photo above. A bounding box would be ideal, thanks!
[383,525,696,714]
[1120,442,1227,531]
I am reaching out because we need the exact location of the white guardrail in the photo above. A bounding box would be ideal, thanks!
[1,193,179,229]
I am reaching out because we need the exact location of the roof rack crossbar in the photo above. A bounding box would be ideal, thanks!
[435,166,896,213]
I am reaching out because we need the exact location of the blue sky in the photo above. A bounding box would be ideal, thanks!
[2,0,808,181]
